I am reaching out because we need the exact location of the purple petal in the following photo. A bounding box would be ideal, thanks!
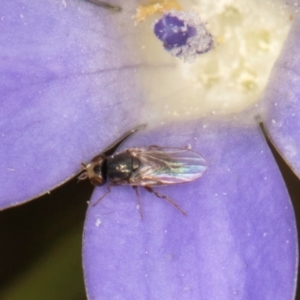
[83,121,297,299]
[263,17,300,177]
[0,1,143,208]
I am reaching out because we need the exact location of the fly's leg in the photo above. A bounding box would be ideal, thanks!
[92,185,112,206]
[86,0,122,12]
[144,186,187,216]
[133,186,144,219]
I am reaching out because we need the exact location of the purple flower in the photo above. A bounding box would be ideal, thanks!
[0,1,298,299]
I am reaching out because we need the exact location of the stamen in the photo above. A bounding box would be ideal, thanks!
[86,0,121,12]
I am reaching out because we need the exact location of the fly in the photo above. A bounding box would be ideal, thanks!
[78,125,207,218]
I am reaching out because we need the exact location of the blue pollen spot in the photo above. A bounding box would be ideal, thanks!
[152,11,214,63]
[154,15,197,49]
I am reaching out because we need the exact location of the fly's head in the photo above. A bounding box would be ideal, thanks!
[78,154,106,186]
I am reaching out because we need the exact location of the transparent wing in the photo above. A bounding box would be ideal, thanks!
[128,147,207,186]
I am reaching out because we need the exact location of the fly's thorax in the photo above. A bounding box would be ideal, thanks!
[106,151,140,183]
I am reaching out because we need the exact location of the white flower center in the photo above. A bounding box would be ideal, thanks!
[135,0,292,123]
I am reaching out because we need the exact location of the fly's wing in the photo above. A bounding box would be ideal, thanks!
[128,147,207,186]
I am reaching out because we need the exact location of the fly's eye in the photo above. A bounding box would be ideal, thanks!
[93,165,102,175]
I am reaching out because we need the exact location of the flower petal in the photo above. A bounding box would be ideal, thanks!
[0,1,143,208]
[83,121,297,299]
[263,17,300,177]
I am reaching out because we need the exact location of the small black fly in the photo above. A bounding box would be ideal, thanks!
[78,125,207,218]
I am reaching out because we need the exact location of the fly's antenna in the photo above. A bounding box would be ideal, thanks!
[77,163,88,182]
